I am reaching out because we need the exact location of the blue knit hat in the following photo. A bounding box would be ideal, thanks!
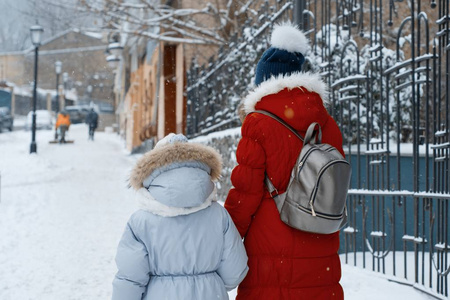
[254,23,310,86]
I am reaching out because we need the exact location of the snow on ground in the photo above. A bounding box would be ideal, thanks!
[0,125,137,299]
[0,125,433,299]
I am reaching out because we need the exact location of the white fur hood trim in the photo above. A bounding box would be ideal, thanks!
[135,187,217,217]
[243,72,329,114]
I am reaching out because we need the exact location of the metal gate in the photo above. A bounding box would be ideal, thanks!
[306,0,450,298]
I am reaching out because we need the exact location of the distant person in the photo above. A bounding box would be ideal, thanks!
[112,133,248,300]
[55,110,71,144]
[85,108,98,140]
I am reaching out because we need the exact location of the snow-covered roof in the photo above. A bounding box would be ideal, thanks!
[0,80,15,88]
[82,31,103,40]
[40,28,103,46]
[22,28,105,55]
[5,85,31,97]
[36,45,107,56]
[0,50,26,56]
[64,89,78,101]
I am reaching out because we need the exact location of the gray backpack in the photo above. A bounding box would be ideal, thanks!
[253,110,351,234]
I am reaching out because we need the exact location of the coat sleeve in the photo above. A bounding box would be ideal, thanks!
[216,210,249,291]
[224,116,266,237]
[112,218,150,300]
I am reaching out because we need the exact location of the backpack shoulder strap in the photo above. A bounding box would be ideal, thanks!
[251,110,304,142]
[250,110,305,198]
[304,122,322,144]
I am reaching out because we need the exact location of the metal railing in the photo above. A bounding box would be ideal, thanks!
[186,0,294,138]
[186,0,450,297]
[325,0,449,297]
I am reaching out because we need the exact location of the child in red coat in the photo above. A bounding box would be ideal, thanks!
[225,22,345,300]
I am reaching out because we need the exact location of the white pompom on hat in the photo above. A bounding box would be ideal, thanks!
[254,21,310,86]
[270,22,310,54]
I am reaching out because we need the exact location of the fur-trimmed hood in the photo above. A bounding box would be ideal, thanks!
[129,140,223,217]
[242,72,329,114]
[130,142,222,190]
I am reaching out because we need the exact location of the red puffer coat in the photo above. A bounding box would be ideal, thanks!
[225,73,344,300]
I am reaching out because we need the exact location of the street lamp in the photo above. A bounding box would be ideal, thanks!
[87,85,93,99]
[106,42,123,69]
[29,24,43,154]
[62,72,69,108]
[55,61,62,113]
[106,41,123,134]
[106,55,120,69]
[107,42,123,57]
[63,72,68,88]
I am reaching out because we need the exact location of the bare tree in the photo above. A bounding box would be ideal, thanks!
[0,0,102,52]
[28,0,98,36]
[78,0,260,46]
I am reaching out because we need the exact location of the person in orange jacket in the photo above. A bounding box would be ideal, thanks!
[55,110,71,143]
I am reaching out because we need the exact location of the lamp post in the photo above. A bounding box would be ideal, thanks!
[107,42,124,57]
[63,72,68,90]
[87,85,93,100]
[106,42,123,128]
[106,55,120,69]
[29,24,43,154]
[106,42,123,69]
[54,61,62,113]
[62,72,68,109]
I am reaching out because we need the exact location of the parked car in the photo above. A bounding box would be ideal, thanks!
[0,107,13,132]
[65,105,90,124]
[25,110,53,130]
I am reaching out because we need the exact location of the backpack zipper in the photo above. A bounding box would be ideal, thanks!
[284,197,345,220]
[295,202,344,220]
[297,147,318,173]
[309,200,317,216]
[297,146,336,174]
[309,159,350,210]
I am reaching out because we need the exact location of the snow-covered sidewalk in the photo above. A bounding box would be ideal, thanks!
[0,125,432,299]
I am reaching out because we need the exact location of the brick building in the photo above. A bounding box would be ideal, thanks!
[113,0,242,152]
[0,29,116,126]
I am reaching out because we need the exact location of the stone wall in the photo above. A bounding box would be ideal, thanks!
[190,127,241,202]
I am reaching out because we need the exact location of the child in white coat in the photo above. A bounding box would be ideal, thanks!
[112,134,248,300]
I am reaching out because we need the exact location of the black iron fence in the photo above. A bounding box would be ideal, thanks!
[327,0,449,298]
[186,0,450,297]
[186,0,294,137]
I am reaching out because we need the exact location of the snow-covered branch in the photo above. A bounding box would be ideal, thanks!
[78,0,260,46]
